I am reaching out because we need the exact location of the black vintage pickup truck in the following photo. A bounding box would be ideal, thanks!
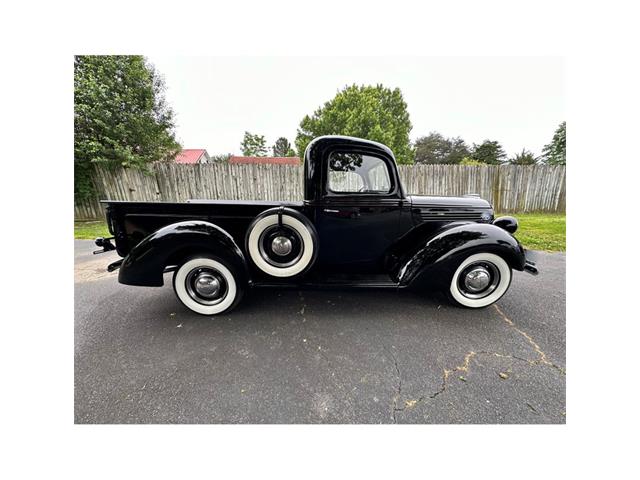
[96,135,537,315]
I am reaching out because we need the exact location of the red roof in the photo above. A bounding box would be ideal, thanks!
[175,149,207,164]
[229,156,300,165]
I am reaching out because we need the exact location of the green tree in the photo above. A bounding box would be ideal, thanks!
[272,137,296,157]
[471,140,507,165]
[210,153,232,163]
[541,121,566,165]
[459,157,486,166]
[414,132,470,164]
[240,131,268,156]
[74,55,180,201]
[295,84,414,164]
[508,149,538,165]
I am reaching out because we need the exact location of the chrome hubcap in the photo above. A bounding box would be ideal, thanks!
[258,225,304,268]
[185,267,227,305]
[271,236,293,256]
[464,267,491,292]
[458,261,501,299]
[194,273,221,298]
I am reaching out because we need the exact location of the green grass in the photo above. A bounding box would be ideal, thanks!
[500,213,566,252]
[74,213,566,251]
[74,221,110,240]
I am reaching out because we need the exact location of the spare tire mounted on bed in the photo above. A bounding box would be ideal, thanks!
[245,206,318,278]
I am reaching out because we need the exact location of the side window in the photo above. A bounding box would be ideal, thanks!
[327,152,392,194]
[368,163,391,192]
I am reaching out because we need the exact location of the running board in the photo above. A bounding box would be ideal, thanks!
[251,281,400,289]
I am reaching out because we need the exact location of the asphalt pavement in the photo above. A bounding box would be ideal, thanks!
[74,240,566,424]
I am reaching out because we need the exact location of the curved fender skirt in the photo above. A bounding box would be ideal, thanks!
[118,220,246,287]
[395,222,527,290]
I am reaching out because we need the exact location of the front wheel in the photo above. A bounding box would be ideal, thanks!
[172,256,244,315]
[447,253,512,308]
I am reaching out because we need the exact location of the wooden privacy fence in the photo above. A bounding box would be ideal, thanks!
[75,163,566,220]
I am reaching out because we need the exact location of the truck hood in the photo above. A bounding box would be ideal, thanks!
[408,194,491,209]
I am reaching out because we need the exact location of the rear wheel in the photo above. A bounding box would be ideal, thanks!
[172,256,244,315]
[447,253,511,308]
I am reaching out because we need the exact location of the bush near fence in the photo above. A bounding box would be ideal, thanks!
[75,163,566,220]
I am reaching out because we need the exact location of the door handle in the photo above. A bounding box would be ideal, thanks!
[323,208,340,213]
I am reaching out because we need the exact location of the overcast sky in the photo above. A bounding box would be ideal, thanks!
[148,56,564,158]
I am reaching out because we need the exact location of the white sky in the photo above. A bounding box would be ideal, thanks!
[148,56,564,158]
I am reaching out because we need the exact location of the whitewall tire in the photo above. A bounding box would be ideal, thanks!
[246,212,316,277]
[448,253,511,308]
[172,257,242,315]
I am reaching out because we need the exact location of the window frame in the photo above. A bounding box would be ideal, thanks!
[322,147,400,199]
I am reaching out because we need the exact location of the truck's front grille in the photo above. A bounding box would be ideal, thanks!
[415,208,489,222]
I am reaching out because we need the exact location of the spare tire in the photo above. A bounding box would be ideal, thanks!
[245,207,318,277]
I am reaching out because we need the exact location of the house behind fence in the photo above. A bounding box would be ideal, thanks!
[75,163,566,220]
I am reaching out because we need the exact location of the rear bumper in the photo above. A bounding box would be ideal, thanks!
[93,236,116,255]
[107,259,123,272]
[523,250,539,275]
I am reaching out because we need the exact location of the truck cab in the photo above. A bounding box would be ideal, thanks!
[304,136,410,272]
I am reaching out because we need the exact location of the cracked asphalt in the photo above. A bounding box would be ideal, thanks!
[75,240,565,424]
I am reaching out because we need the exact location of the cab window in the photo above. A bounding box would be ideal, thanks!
[327,152,392,194]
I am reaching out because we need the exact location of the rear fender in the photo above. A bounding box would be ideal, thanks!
[393,223,526,289]
[118,220,247,287]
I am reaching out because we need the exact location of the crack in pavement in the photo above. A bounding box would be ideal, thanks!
[427,350,536,402]
[493,304,565,374]
[394,350,532,417]
[385,347,403,424]
[393,303,565,422]
[432,350,477,400]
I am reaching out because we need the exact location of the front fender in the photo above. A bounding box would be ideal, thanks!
[393,223,526,289]
[118,220,246,287]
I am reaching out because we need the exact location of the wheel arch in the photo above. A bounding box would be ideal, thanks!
[118,220,248,287]
[393,222,525,290]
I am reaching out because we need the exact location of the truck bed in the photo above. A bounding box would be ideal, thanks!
[102,199,305,257]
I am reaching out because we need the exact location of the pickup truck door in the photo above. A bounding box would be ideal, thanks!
[313,150,405,272]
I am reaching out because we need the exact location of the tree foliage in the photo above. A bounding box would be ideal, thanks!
[74,55,180,201]
[272,137,296,157]
[240,131,268,156]
[459,157,487,166]
[414,132,470,164]
[295,84,414,164]
[508,149,538,165]
[471,140,507,165]
[210,153,232,163]
[541,121,566,165]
